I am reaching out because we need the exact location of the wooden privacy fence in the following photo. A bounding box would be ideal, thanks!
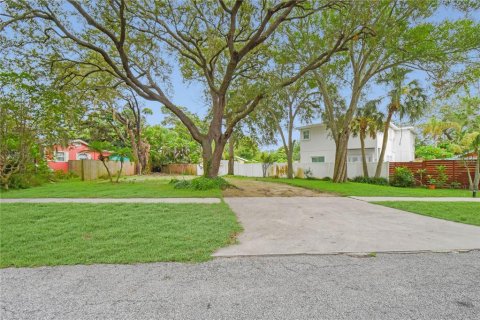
[161,164,197,175]
[69,160,135,181]
[389,160,478,188]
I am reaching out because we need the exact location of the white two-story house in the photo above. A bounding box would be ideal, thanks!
[298,123,415,164]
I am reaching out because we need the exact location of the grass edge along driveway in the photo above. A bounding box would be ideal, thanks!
[0,202,242,268]
[0,178,222,198]
[373,201,480,227]
[258,178,473,197]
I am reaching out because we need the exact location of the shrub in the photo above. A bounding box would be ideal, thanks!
[415,168,427,185]
[172,179,191,189]
[390,167,414,187]
[320,176,332,181]
[168,178,179,185]
[8,173,48,189]
[435,165,448,188]
[51,170,78,181]
[426,175,436,186]
[351,176,369,183]
[370,177,389,186]
[304,168,315,179]
[172,177,230,190]
[450,181,461,189]
[351,176,389,186]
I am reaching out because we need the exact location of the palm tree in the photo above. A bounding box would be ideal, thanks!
[422,118,460,145]
[351,101,384,178]
[87,141,113,182]
[374,68,428,178]
[111,147,132,183]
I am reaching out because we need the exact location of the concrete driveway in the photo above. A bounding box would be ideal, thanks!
[215,197,480,256]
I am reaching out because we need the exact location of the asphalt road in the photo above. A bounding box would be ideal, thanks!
[1,252,480,319]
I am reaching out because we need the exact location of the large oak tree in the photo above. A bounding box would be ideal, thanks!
[301,0,479,182]
[1,0,367,177]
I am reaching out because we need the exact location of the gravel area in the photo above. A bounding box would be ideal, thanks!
[223,179,331,197]
[1,252,480,319]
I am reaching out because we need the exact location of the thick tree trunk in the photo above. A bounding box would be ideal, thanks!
[202,139,226,178]
[142,142,150,173]
[287,147,294,179]
[286,121,294,179]
[333,133,349,183]
[375,111,393,178]
[228,135,235,175]
[126,129,142,175]
[360,134,369,178]
[137,140,150,174]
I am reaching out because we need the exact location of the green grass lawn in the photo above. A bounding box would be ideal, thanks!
[0,202,241,267]
[0,178,221,198]
[259,178,473,197]
[374,202,480,226]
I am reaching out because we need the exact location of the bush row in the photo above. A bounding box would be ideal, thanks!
[170,177,230,190]
[5,167,77,190]
[350,176,390,186]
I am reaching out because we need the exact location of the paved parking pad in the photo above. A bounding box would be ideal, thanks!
[215,197,480,256]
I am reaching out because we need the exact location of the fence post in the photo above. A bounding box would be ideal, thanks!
[81,159,85,181]
[452,160,456,183]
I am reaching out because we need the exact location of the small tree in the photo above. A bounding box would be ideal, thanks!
[350,101,384,178]
[259,152,274,178]
[109,93,151,175]
[253,77,319,179]
[460,132,480,192]
[87,141,113,182]
[111,147,132,183]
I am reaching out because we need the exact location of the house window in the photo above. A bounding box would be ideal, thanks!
[55,151,66,162]
[77,153,89,160]
[302,130,310,140]
[348,156,360,163]
[311,156,325,163]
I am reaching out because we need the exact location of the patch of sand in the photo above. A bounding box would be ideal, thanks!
[223,179,333,197]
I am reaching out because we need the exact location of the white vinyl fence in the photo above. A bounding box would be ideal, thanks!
[197,160,389,179]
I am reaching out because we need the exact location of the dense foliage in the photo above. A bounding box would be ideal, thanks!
[415,145,454,160]
[390,167,415,188]
[0,72,82,189]
[171,177,230,191]
[350,176,390,186]
[145,125,202,171]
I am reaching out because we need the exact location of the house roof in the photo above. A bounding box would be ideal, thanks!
[71,139,90,146]
[296,122,415,132]
[446,151,478,160]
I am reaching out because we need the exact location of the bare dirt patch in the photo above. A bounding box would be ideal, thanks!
[223,178,332,197]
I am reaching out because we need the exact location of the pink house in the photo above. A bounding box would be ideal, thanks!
[47,139,110,173]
